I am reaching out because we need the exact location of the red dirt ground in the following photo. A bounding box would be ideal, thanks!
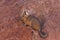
[0,0,60,40]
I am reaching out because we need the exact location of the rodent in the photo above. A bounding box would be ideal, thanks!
[20,10,48,38]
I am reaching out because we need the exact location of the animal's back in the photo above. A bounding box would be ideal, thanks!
[27,15,42,31]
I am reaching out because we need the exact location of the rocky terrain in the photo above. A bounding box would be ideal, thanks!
[0,0,60,40]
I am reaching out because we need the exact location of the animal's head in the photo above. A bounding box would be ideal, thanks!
[21,9,30,18]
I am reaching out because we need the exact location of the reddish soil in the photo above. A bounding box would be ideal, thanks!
[0,0,60,40]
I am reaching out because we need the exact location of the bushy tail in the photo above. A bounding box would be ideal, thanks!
[39,31,48,38]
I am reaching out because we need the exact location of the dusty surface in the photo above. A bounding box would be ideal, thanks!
[0,0,60,40]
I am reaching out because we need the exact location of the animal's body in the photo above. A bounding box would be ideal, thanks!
[20,10,48,38]
[22,15,41,31]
